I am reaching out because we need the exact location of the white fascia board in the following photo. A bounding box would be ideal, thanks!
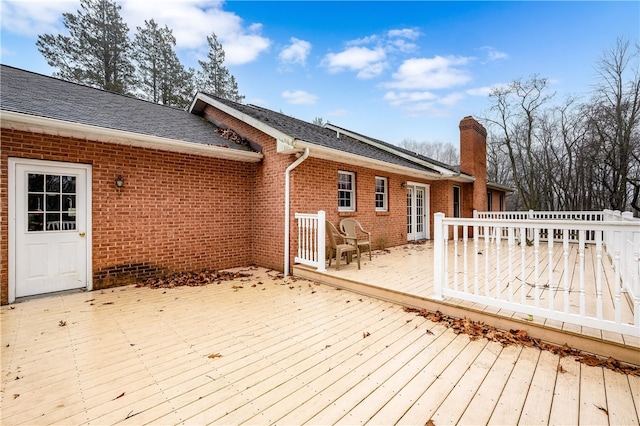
[294,141,445,180]
[191,93,296,151]
[324,123,458,176]
[1,110,263,163]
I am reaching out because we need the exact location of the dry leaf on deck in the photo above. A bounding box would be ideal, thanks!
[208,353,222,359]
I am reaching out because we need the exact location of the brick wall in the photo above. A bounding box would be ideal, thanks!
[1,129,256,304]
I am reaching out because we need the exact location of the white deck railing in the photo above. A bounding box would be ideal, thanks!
[294,211,326,272]
[433,212,640,336]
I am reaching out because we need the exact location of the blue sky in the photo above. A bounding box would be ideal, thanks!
[1,1,638,146]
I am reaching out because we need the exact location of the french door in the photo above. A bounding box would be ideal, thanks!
[407,184,430,241]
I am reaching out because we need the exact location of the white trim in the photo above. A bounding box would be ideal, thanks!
[8,158,93,303]
[295,141,458,181]
[1,110,263,163]
[375,176,388,212]
[324,123,459,177]
[338,171,356,212]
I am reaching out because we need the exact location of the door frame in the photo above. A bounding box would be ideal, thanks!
[8,158,93,303]
[406,182,430,241]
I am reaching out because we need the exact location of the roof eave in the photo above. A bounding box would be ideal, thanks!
[1,110,263,163]
[190,93,297,151]
[293,140,446,180]
[323,123,459,177]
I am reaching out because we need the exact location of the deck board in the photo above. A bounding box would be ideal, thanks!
[1,266,638,426]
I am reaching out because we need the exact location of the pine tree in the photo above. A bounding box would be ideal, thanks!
[133,19,194,108]
[197,32,244,102]
[36,0,134,94]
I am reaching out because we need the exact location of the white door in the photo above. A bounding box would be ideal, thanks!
[407,184,430,241]
[10,159,91,300]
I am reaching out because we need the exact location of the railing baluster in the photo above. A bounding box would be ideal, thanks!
[484,225,490,297]
[563,229,570,314]
[453,226,459,292]
[596,230,603,321]
[463,226,469,293]
[474,225,479,295]
[614,230,622,324]
[548,228,555,311]
[508,226,514,303]
[579,229,585,318]
[496,226,502,300]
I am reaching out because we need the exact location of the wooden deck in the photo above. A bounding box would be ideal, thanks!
[1,266,639,425]
[294,242,639,365]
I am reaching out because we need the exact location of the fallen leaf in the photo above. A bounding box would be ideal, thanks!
[58,320,66,327]
[557,364,567,373]
[102,302,114,305]
[426,419,436,426]
[595,405,609,416]
[426,329,434,335]
[363,332,371,338]
[13,394,19,399]
[208,353,222,359]
[113,392,125,400]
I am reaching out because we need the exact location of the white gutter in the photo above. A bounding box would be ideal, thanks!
[284,147,309,276]
[1,110,263,163]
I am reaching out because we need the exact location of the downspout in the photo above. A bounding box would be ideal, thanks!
[284,147,310,276]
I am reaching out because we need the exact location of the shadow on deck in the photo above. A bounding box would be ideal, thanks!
[293,241,640,366]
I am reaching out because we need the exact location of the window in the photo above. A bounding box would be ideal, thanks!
[338,171,355,211]
[487,191,493,211]
[499,193,505,211]
[27,173,77,231]
[453,186,461,218]
[375,177,388,211]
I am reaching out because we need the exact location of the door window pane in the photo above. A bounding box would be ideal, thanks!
[28,174,44,192]
[46,194,61,211]
[28,213,44,232]
[28,194,44,211]
[62,176,76,193]
[46,175,60,192]
[27,173,77,232]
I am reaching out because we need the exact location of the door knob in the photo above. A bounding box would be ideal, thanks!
[79,232,86,237]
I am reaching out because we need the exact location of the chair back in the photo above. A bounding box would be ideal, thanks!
[325,221,340,248]
[340,218,360,238]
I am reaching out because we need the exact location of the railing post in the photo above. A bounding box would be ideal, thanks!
[317,211,326,272]
[433,213,445,301]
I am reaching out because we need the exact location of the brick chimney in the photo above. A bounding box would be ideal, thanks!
[459,116,487,212]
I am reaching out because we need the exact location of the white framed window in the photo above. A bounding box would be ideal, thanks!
[375,176,388,212]
[453,186,461,218]
[338,171,355,212]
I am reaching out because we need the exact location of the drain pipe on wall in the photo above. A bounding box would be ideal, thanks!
[284,147,309,276]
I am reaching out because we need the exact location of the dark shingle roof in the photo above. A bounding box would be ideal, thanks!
[205,94,442,174]
[0,65,253,152]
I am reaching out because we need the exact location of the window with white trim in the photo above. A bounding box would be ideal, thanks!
[338,171,355,212]
[375,176,388,211]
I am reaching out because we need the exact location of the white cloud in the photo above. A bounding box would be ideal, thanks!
[1,0,270,65]
[119,0,270,65]
[479,46,509,62]
[279,37,311,66]
[467,82,510,97]
[0,0,78,35]
[282,90,318,105]
[321,46,387,79]
[383,90,438,107]
[384,55,473,90]
[438,92,465,106]
[387,28,420,40]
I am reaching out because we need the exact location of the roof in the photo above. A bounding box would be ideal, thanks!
[191,93,473,180]
[0,65,261,162]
